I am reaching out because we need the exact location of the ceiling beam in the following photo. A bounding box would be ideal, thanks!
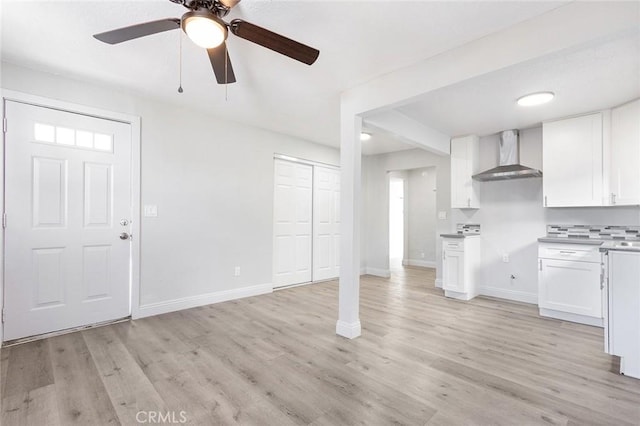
[364,111,450,156]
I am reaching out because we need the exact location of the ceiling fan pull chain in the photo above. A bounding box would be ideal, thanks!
[178,28,184,94]
[225,43,228,101]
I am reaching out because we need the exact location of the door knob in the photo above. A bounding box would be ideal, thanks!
[119,232,130,240]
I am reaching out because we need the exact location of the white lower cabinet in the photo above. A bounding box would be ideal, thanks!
[442,236,480,300]
[538,243,604,326]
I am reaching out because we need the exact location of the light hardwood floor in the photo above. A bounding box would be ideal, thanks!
[2,266,640,425]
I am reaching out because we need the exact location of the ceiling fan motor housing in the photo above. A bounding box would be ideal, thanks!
[171,0,233,18]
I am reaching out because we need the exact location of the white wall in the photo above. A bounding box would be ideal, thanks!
[361,149,450,278]
[1,62,339,318]
[452,127,640,303]
[405,167,437,267]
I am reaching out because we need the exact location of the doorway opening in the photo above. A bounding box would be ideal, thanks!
[389,177,405,269]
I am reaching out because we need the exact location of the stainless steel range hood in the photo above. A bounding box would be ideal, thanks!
[472,129,542,181]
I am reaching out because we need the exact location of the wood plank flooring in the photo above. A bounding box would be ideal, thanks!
[2,266,640,425]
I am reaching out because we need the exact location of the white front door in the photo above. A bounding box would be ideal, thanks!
[313,166,340,281]
[273,159,313,288]
[3,101,132,341]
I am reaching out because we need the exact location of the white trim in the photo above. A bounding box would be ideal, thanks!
[435,278,443,289]
[336,319,361,339]
[539,308,604,327]
[403,259,437,268]
[137,283,273,318]
[1,89,137,124]
[444,289,476,301]
[362,267,391,278]
[478,285,537,305]
[0,89,142,340]
[274,153,339,170]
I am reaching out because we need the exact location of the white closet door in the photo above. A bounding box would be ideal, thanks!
[313,166,341,281]
[273,159,313,287]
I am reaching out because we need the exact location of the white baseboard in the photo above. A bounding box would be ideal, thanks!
[478,285,537,305]
[135,283,273,319]
[435,279,443,289]
[336,320,361,339]
[362,267,391,278]
[444,289,476,301]
[403,259,436,268]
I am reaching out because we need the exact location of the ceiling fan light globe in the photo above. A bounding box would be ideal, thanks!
[183,14,227,49]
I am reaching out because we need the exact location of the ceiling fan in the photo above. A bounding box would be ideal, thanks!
[93,0,320,85]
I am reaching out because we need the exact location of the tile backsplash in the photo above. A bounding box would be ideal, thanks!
[547,224,640,241]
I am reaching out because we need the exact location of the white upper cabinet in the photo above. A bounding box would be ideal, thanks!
[610,99,640,206]
[543,113,603,207]
[450,135,480,209]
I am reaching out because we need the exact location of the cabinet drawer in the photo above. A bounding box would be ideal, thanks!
[538,245,601,263]
[443,240,463,251]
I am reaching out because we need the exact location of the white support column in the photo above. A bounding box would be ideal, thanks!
[336,114,362,339]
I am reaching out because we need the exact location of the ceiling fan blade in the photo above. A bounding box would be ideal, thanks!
[94,18,180,44]
[207,43,237,84]
[219,0,241,9]
[230,19,319,65]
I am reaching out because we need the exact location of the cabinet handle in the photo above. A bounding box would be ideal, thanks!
[544,196,548,207]
[611,193,616,205]
[559,251,576,255]
[539,259,542,271]
[467,198,471,208]
[443,251,446,261]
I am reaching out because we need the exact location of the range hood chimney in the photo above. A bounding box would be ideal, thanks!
[472,130,542,181]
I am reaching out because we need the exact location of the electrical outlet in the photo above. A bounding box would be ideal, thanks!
[234,267,241,277]
[502,254,509,263]
[438,211,447,220]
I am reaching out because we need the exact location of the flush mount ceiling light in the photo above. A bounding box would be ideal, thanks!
[182,10,227,48]
[517,92,555,107]
[360,132,372,141]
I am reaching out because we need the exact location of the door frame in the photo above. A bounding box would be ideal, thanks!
[1,89,142,343]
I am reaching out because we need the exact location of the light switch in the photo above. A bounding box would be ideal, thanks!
[438,211,447,220]
[144,205,158,217]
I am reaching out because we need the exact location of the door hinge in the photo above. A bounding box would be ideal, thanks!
[2,213,6,229]
[1,308,5,323]
[2,117,7,133]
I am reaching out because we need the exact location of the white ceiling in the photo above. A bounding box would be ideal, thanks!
[1,0,570,154]
[395,28,640,138]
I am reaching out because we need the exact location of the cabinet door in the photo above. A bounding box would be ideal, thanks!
[610,100,640,206]
[539,259,602,318]
[543,113,603,207]
[450,136,479,208]
[443,250,465,292]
